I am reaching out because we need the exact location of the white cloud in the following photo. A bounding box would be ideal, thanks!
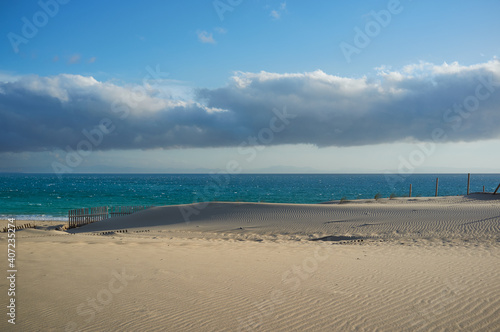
[270,1,287,19]
[0,71,21,83]
[197,30,216,44]
[1,59,500,153]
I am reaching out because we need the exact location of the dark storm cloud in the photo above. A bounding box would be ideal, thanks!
[1,60,499,153]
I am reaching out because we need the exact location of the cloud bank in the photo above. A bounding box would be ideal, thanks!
[1,59,499,153]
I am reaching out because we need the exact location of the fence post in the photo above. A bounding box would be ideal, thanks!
[435,178,439,197]
[409,184,412,198]
[467,173,471,195]
[494,184,500,195]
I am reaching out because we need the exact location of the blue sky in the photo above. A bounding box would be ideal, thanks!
[1,0,500,174]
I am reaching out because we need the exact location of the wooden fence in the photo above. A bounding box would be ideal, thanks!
[2,223,36,233]
[68,206,109,229]
[68,205,153,229]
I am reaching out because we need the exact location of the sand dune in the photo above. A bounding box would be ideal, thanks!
[73,194,500,243]
[1,194,499,331]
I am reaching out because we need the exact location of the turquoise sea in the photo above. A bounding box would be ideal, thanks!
[1,173,499,220]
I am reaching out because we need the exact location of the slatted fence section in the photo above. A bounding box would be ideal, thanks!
[68,206,109,229]
[68,206,153,229]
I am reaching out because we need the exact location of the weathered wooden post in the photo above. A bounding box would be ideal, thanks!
[409,184,412,197]
[467,173,471,195]
[483,186,485,193]
[435,178,439,197]
[494,183,500,195]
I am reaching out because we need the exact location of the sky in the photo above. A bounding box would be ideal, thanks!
[1,0,500,174]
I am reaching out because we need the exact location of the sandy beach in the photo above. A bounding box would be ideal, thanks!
[1,194,500,331]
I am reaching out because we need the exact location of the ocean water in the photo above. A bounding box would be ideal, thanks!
[1,173,499,220]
